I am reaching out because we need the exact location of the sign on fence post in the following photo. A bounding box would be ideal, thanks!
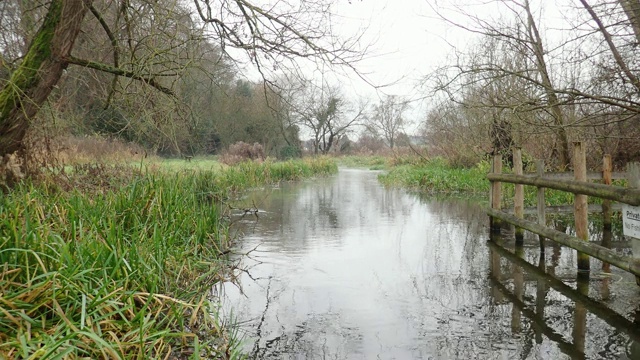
[626,162,640,286]
[623,205,640,239]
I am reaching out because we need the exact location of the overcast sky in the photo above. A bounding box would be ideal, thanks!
[229,0,469,129]
[235,0,568,133]
[330,0,452,96]
[316,0,570,128]
[324,0,478,129]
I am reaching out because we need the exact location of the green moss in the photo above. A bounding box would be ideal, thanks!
[0,0,62,119]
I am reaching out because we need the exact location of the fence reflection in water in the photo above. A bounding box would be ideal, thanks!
[488,233,640,359]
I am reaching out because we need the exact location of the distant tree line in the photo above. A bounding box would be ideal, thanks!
[0,0,378,176]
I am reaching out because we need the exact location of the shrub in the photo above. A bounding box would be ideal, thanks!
[219,142,265,165]
[279,145,302,160]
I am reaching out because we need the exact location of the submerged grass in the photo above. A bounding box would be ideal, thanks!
[0,157,336,359]
[147,156,224,172]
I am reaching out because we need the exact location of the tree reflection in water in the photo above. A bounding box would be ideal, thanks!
[216,169,640,359]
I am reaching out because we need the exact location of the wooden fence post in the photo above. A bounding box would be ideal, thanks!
[514,149,524,244]
[602,155,612,231]
[602,155,612,276]
[490,154,503,234]
[536,160,546,253]
[574,142,590,274]
[628,162,640,286]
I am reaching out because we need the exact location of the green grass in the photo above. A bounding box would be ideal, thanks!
[146,156,224,172]
[0,157,336,359]
[379,157,488,196]
[378,157,586,207]
[335,155,388,170]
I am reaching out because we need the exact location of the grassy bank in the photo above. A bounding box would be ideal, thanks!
[378,158,488,196]
[335,155,388,170]
[378,157,576,207]
[0,157,336,359]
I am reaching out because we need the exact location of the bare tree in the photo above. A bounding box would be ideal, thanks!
[295,82,366,154]
[424,0,640,169]
[0,0,367,176]
[367,95,409,149]
[0,0,88,158]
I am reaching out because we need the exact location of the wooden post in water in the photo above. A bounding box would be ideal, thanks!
[514,149,524,244]
[574,142,590,275]
[535,257,547,344]
[601,228,612,298]
[573,277,589,355]
[628,162,640,286]
[536,160,546,253]
[511,248,524,334]
[490,154,503,234]
[602,155,612,231]
[489,239,504,302]
[602,155,613,278]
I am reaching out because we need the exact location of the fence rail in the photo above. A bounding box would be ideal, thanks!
[487,241,640,344]
[487,142,640,285]
[487,208,640,278]
[487,173,640,205]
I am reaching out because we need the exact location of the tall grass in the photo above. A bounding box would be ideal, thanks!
[335,155,388,169]
[0,157,336,359]
[210,157,337,192]
[379,157,488,196]
[379,157,578,207]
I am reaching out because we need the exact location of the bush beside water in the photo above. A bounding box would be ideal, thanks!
[0,157,337,359]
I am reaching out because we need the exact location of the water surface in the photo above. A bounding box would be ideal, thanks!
[218,168,640,359]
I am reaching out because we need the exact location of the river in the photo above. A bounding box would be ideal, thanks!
[218,168,640,359]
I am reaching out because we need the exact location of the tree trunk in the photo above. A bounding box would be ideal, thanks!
[524,0,570,170]
[620,0,640,44]
[0,0,89,157]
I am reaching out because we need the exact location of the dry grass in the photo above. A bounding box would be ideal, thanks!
[56,135,149,164]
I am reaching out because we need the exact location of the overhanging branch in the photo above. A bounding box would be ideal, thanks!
[63,55,175,96]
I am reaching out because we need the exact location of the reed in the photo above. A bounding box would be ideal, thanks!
[0,157,336,359]
[379,157,488,196]
[336,155,388,169]
[379,158,580,206]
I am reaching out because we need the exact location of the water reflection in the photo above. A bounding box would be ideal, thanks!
[488,236,640,359]
[218,168,640,359]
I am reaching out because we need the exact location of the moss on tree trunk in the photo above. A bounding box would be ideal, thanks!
[0,0,89,157]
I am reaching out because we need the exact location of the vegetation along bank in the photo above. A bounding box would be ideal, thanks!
[0,157,337,359]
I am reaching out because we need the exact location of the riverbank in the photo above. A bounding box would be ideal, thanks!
[377,157,578,207]
[0,157,336,359]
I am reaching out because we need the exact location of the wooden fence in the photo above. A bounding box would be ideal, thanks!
[487,142,640,285]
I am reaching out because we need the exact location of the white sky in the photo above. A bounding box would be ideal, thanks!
[234,0,572,135]
[322,0,571,130]
[230,0,473,131]
[323,0,462,126]
[329,0,452,95]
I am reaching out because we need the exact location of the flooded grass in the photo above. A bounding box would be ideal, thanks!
[148,155,225,172]
[379,157,585,207]
[378,157,488,196]
[0,157,336,359]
